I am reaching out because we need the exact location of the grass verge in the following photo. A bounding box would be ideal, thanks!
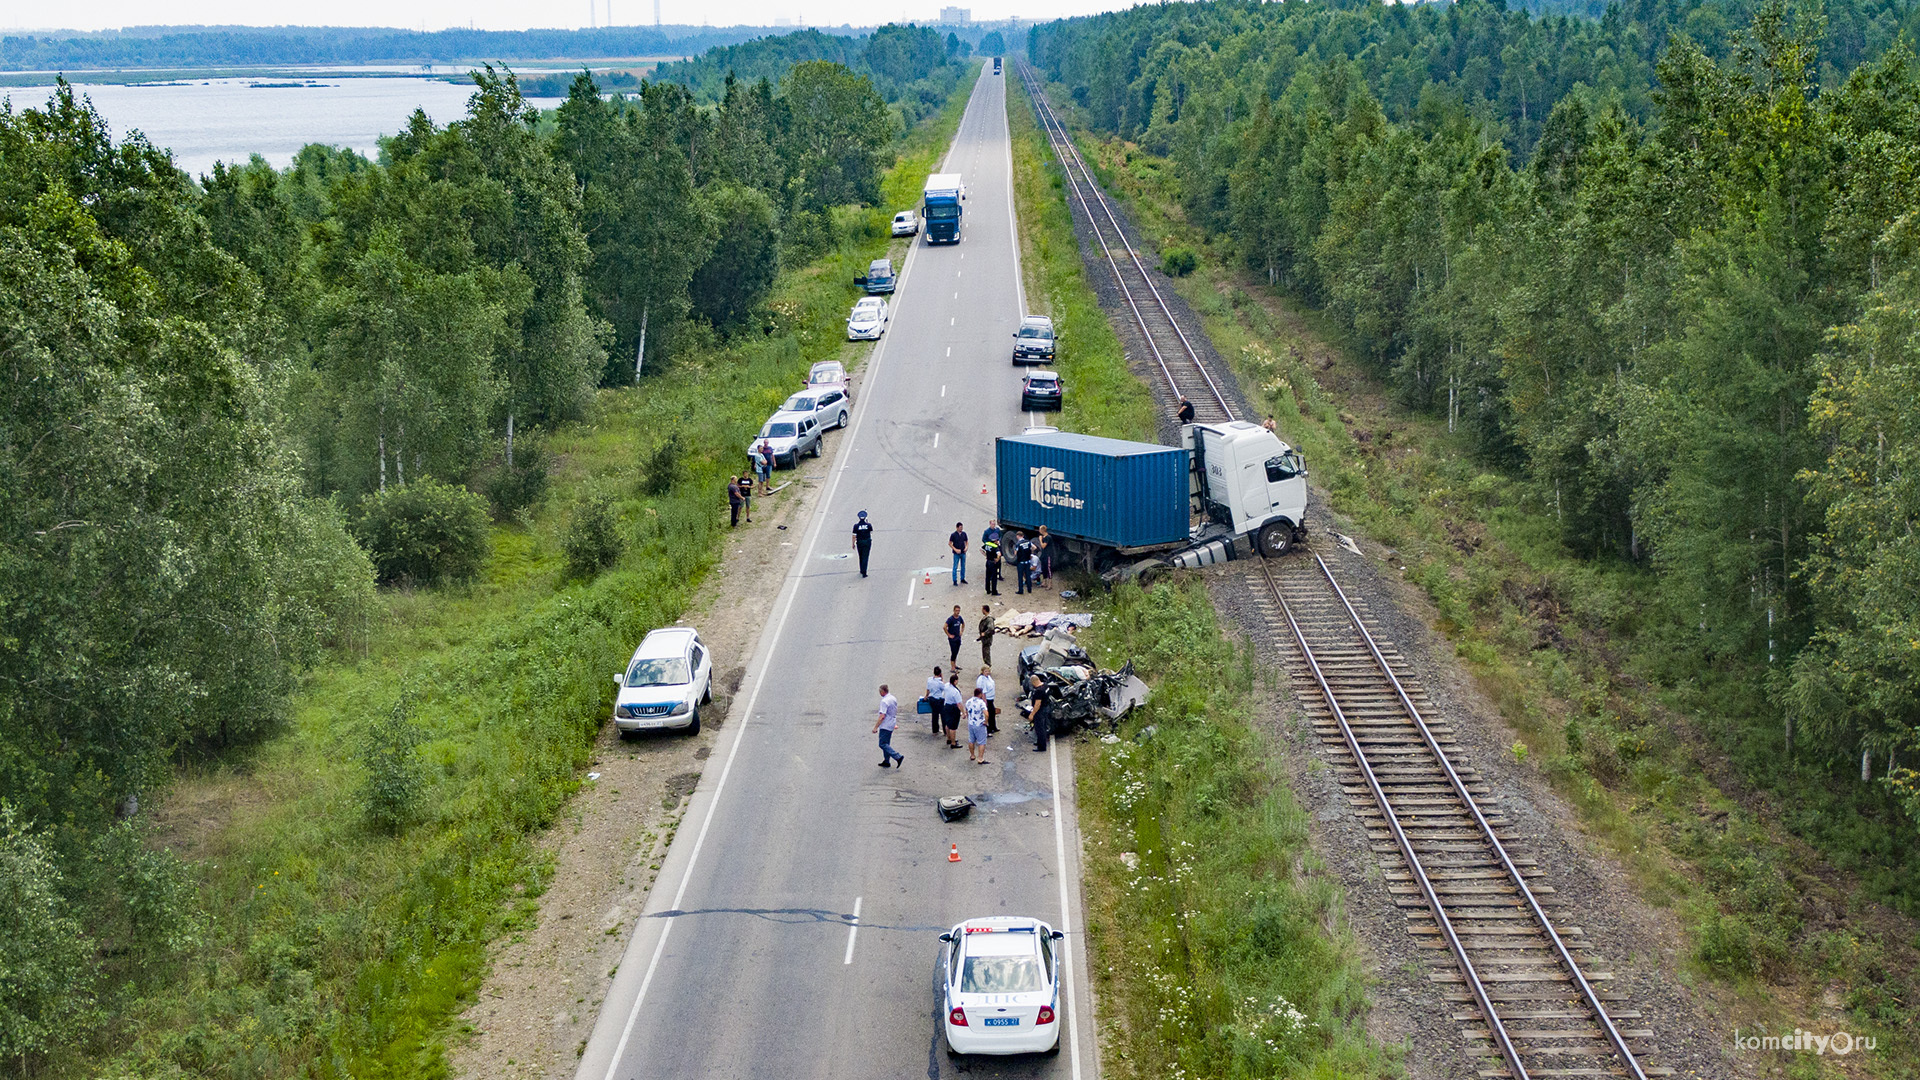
[1034,75,1920,1078]
[95,72,981,1080]
[1078,580,1394,1080]
[1008,74,1391,1080]
[1006,73,1156,443]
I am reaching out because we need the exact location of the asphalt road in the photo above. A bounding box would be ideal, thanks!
[575,68,1099,1080]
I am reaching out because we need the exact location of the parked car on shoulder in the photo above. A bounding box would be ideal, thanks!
[747,411,823,468]
[807,359,852,401]
[858,258,897,295]
[1021,370,1064,411]
[891,210,920,237]
[612,628,713,736]
[1012,315,1056,364]
[939,917,1064,1058]
[847,296,889,340]
[781,387,851,431]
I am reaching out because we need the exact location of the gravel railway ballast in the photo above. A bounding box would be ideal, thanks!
[1018,59,1668,1080]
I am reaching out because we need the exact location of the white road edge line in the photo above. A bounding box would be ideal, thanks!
[594,149,934,1080]
[1050,740,1085,1080]
[843,896,863,965]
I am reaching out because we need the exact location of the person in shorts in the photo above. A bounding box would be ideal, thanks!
[966,689,991,764]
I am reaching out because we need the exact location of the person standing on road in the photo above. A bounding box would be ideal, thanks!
[944,605,965,664]
[873,685,904,768]
[727,476,744,528]
[1177,397,1195,425]
[926,665,946,736]
[942,674,964,748]
[983,520,1002,548]
[977,605,996,665]
[739,475,752,522]
[966,689,990,764]
[977,665,997,734]
[1012,532,1033,595]
[983,540,1002,595]
[1037,526,1053,589]
[949,522,969,585]
[1026,674,1058,753]
[852,510,874,577]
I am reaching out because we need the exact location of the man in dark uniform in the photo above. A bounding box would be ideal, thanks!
[1026,673,1058,752]
[1177,397,1195,424]
[983,540,1002,595]
[852,510,874,577]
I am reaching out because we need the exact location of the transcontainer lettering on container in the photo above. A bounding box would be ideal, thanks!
[995,432,1189,550]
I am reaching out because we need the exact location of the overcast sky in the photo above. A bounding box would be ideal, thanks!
[5,0,1134,33]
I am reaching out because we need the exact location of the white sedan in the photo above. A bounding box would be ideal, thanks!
[938,917,1064,1057]
[612,628,713,736]
[846,297,888,341]
[891,210,919,236]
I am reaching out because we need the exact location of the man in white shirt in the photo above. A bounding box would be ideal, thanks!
[976,666,997,734]
[872,685,904,768]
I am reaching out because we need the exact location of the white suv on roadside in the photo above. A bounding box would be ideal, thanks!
[612,628,713,736]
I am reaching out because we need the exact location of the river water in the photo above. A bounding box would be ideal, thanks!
[1,76,568,178]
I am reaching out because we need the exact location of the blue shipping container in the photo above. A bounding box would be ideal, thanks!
[995,433,1190,549]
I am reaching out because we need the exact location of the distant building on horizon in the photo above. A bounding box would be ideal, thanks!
[939,7,971,23]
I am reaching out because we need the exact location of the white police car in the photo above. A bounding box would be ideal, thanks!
[938,917,1064,1057]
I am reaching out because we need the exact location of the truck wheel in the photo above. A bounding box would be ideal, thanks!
[1257,520,1295,558]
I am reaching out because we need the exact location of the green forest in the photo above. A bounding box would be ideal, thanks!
[0,43,959,1074]
[1032,0,1920,894]
[651,24,977,125]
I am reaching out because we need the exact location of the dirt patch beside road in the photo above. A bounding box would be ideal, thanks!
[448,452,840,1080]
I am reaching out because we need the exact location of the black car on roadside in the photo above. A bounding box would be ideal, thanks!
[1021,370,1064,411]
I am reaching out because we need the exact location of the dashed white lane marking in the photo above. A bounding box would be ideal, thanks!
[923,493,931,514]
[843,896,863,965]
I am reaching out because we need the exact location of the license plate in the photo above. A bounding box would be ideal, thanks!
[983,1018,1019,1027]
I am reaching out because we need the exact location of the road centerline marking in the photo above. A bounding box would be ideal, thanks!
[843,896,863,965]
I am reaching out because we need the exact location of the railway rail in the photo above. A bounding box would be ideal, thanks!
[1253,554,1662,1080]
[1015,61,1237,425]
[1017,63,1665,1080]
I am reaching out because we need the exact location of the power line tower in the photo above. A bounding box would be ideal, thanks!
[655,0,661,26]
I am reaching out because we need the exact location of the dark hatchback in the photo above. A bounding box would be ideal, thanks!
[1021,371,1064,411]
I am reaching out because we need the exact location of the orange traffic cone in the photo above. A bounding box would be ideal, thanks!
[924,571,932,584]
[981,484,989,494]
[948,844,961,863]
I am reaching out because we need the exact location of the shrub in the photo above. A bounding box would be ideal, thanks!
[563,493,627,579]
[358,695,427,834]
[1160,246,1198,277]
[87,820,203,969]
[641,433,684,497]
[0,804,99,1066]
[353,479,492,586]
[484,435,550,517]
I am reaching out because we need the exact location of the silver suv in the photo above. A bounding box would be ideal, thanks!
[1012,315,1055,365]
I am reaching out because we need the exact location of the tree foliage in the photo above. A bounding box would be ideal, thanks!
[1034,0,1920,788]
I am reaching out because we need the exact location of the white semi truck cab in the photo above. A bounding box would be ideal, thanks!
[1169,421,1309,570]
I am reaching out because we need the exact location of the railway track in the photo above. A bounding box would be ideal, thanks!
[1016,63,1664,1080]
[1252,553,1662,1080]
[1015,61,1237,425]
